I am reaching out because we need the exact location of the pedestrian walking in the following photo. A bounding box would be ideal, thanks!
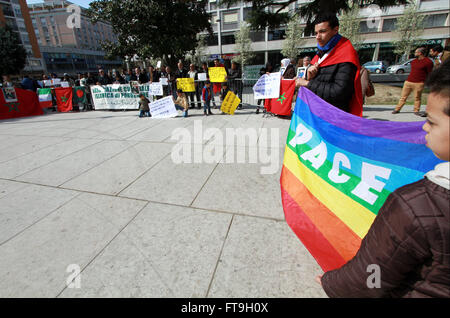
[393,47,433,116]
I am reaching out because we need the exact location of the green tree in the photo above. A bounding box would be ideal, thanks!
[0,25,27,76]
[338,1,363,50]
[186,34,208,66]
[221,0,408,33]
[281,16,305,59]
[88,0,212,68]
[392,3,425,61]
[232,22,255,73]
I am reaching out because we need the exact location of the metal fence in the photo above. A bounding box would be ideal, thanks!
[187,78,262,109]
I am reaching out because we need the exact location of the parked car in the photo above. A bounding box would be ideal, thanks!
[386,59,414,74]
[362,61,388,73]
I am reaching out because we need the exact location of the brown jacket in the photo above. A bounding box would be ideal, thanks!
[322,170,450,298]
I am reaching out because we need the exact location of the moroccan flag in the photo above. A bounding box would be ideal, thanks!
[311,37,363,117]
[281,87,442,272]
[54,87,73,112]
[37,88,53,108]
[73,86,87,105]
[264,79,295,116]
[0,88,43,120]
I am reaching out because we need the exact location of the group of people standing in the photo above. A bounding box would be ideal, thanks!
[132,59,244,118]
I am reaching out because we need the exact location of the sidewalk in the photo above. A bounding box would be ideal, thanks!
[0,105,425,297]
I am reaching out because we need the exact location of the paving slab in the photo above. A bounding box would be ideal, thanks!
[0,184,78,245]
[0,136,67,164]
[0,193,147,298]
[192,146,285,220]
[208,215,327,298]
[15,140,137,186]
[0,138,101,179]
[59,202,232,298]
[0,179,29,199]
[62,142,174,195]
[119,147,219,206]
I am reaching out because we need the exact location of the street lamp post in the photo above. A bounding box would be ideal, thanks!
[216,3,222,59]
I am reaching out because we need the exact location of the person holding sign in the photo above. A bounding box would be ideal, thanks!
[211,59,227,109]
[173,89,189,118]
[187,64,201,109]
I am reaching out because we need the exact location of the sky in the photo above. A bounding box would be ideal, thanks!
[26,0,94,9]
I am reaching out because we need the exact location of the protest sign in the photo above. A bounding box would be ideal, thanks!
[160,77,168,86]
[1,87,18,103]
[198,73,207,81]
[176,78,195,92]
[208,67,227,83]
[91,84,140,110]
[43,80,52,87]
[297,67,307,78]
[52,78,61,87]
[149,96,177,118]
[148,82,163,96]
[61,81,70,88]
[252,72,281,99]
[220,91,241,115]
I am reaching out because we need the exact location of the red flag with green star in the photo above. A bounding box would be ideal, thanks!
[0,88,43,120]
[264,79,295,116]
[54,87,73,112]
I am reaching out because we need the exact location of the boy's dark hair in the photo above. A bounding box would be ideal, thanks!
[177,89,183,93]
[205,80,211,85]
[431,45,443,53]
[222,82,228,86]
[314,13,339,29]
[426,59,450,115]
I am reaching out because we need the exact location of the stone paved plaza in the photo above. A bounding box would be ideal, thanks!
[0,105,423,298]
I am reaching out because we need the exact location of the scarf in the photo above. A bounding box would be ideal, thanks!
[317,33,342,58]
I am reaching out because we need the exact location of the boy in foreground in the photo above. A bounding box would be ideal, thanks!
[316,60,450,298]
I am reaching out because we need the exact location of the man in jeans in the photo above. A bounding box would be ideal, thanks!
[393,47,433,116]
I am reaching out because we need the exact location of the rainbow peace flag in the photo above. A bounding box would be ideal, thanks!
[281,87,443,272]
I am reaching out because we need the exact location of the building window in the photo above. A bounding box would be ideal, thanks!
[221,34,235,45]
[250,31,265,42]
[223,12,238,24]
[382,18,397,32]
[268,29,286,41]
[359,21,378,33]
[206,34,218,46]
[0,4,14,17]
[424,14,448,28]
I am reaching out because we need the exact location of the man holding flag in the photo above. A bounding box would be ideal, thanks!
[296,13,363,117]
